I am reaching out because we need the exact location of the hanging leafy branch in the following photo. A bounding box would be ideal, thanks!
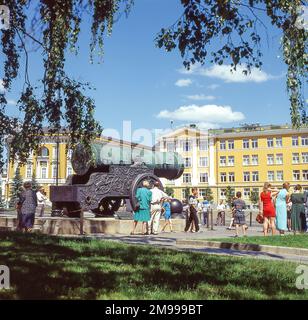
[156,0,307,126]
[0,0,307,173]
[0,0,134,171]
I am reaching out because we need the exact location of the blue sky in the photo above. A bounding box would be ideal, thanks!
[2,0,302,144]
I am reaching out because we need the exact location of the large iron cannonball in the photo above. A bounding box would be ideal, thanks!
[170,198,183,214]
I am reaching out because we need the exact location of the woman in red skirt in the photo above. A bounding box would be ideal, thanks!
[259,182,279,236]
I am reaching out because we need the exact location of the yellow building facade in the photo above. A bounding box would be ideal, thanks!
[159,124,308,206]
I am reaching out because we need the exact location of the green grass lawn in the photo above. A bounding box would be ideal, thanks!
[205,234,308,249]
[0,231,307,300]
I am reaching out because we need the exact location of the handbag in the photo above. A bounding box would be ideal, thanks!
[256,213,264,224]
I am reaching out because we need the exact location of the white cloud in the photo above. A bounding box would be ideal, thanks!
[186,94,216,101]
[157,104,245,124]
[200,65,271,83]
[178,63,273,83]
[175,78,192,87]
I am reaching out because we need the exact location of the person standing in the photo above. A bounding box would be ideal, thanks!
[290,184,306,234]
[149,181,169,235]
[201,198,211,226]
[275,182,290,235]
[36,187,48,217]
[131,180,152,235]
[232,191,247,237]
[216,200,226,226]
[184,188,200,232]
[259,182,278,236]
[161,198,173,233]
[17,181,37,233]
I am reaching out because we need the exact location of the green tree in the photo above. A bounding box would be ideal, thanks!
[0,0,306,171]
[203,187,213,202]
[225,186,235,208]
[31,171,39,192]
[165,186,175,198]
[9,167,23,207]
[249,189,260,207]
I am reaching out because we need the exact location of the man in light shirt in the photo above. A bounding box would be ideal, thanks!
[36,187,48,217]
[149,181,170,235]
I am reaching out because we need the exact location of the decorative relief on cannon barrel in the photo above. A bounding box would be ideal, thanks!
[78,165,153,209]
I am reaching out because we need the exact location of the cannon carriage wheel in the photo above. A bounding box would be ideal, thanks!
[129,173,163,212]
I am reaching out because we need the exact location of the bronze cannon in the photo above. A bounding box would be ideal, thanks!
[50,142,184,217]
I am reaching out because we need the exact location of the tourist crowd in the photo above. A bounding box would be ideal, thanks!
[131,181,308,238]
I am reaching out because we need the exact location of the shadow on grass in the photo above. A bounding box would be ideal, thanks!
[0,231,306,300]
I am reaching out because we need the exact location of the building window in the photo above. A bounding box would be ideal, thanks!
[301,136,308,146]
[220,140,226,150]
[303,170,308,181]
[220,156,226,167]
[41,167,47,179]
[184,157,192,168]
[38,147,49,157]
[267,171,274,182]
[302,153,308,163]
[52,165,58,179]
[252,171,259,182]
[40,161,48,179]
[292,136,299,146]
[243,188,250,199]
[52,146,57,159]
[267,138,274,148]
[251,139,258,148]
[243,155,250,166]
[292,153,300,164]
[220,173,227,183]
[198,189,206,197]
[243,172,250,182]
[26,163,32,179]
[228,156,235,166]
[166,142,175,152]
[293,170,300,181]
[183,140,191,152]
[276,137,282,147]
[251,155,258,165]
[199,140,208,151]
[267,154,274,165]
[228,140,234,149]
[67,167,73,176]
[183,173,191,183]
[199,157,208,167]
[276,154,283,165]
[277,171,284,181]
[228,172,235,183]
[200,173,208,183]
[243,139,249,149]
[220,189,226,199]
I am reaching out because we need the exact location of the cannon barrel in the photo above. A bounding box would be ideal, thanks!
[71,142,184,180]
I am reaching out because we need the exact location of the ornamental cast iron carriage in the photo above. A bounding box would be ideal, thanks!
[50,142,184,217]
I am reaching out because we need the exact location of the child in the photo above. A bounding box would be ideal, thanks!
[161,198,173,232]
[232,191,247,237]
